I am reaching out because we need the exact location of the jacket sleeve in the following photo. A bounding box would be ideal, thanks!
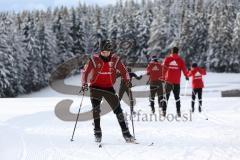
[162,58,169,79]
[81,59,94,85]
[200,68,206,75]
[146,64,151,75]
[116,59,130,82]
[181,59,189,78]
[188,70,192,77]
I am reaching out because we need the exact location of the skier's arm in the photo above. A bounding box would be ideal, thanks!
[162,58,168,79]
[81,59,93,86]
[181,60,189,78]
[200,68,207,75]
[116,59,130,83]
[146,64,151,75]
[188,71,192,77]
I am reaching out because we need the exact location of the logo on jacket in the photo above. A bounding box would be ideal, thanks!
[169,60,179,69]
[194,72,202,79]
[108,62,114,68]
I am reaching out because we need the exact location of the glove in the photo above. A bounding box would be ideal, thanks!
[185,77,189,81]
[81,83,88,92]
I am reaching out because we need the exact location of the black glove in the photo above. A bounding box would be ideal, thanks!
[81,83,88,92]
[185,77,189,81]
[138,75,143,80]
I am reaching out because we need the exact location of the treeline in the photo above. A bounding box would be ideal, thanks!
[0,0,240,97]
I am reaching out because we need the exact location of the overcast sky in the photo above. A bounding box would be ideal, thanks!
[0,0,118,12]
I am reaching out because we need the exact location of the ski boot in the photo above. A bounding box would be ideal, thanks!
[151,106,155,114]
[162,110,167,117]
[199,106,202,113]
[94,130,102,143]
[191,106,195,113]
[123,131,135,143]
[177,111,181,118]
[150,101,155,114]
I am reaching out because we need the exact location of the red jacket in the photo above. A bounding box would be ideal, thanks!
[146,61,164,82]
[163,54,188,84]
[188,67,206,89]
[82,54,130,88]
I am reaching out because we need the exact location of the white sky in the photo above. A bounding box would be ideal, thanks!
[0,0,118,12]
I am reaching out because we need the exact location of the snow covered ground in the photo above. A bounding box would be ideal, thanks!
[1,71,240,160]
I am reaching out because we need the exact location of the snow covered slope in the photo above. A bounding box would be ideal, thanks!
[0,72,240,160]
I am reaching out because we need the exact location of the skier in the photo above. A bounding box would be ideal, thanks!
[146,56,164,114]
[118,67,142,102]
[188,63,206,113]
[82,40,134,143]
[162,47,189,117]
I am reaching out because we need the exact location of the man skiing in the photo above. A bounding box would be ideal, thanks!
[162,47,189,117]
[188,63,206,113]
[146,56,164,114]
[82,40,134,143]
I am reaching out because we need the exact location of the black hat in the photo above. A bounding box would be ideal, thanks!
[192,63,198,68]
[100,40,112,51]
[172,47,179,54]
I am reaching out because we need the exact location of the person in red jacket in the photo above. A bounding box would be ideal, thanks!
[146,56,164,114]
[82,40,134,143]
[162,47,189,117]
[188,63,206,113]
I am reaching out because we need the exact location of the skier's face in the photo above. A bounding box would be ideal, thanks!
[101,51,111,57]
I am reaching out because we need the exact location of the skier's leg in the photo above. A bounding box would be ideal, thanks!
[149,84,157,113]
[103,88,133,140]
[162,83,172,116]
[198,89,203,112]
[192,89,196,112]
[173,84,181,117]
[157,82,164,110]
[90,88,103,140]
[118,84,126,101]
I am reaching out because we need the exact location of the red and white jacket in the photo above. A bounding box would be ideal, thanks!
[81,53,130,88]
[163,54,188,84]
[188,67,206,89]
[146,61,164,82]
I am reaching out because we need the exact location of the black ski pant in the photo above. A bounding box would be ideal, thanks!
[119,82,130,100]
[149,81,164,109]
[162,83,181,113]
[192,88,202,108]
[90,86,129,135]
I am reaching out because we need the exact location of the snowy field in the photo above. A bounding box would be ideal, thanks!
[1,72,240,160]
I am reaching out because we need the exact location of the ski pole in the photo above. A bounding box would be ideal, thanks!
[128,87,135,139]
[70,88,87,142]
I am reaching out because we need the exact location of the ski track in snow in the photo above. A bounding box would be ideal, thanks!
[1,72,240,160]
